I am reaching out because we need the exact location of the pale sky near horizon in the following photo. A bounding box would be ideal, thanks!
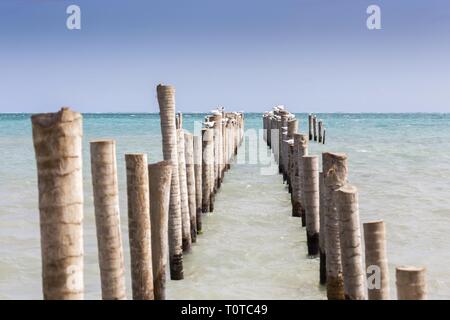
[1,0,450,113]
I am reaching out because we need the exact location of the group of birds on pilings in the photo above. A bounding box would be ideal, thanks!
[308,113,325,144]
[30,85,244,300]
[262,106,427,300]
[157,85,244,285]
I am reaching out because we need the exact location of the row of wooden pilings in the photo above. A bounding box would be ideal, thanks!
[30,84,244,300]
[308,113,325,144]
[263,106,427,300]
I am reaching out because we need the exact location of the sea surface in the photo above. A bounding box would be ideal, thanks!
[0,112,449,299]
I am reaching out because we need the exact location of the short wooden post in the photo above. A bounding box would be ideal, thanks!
[335,184,365,300]
[125,154,153,300]
[323,128,326,144]
[193,135,203,234]
[148,160,172,300]
[184,132,197,243]
[292,134,308,221]
[318,120,323,143]
[323,152,348,300]
[156,84,183,280]
[396,266,427,300]
[302,155,320,257]
[90,140,126,300]
[363,220,390,300]
[177,129,192,252]
[202,128,214,213]
[319,172,327,285]
[31,107,84,300]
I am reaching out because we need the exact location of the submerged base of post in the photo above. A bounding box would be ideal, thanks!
[170,254,184,281]
[307,232,319,257]
[327,276,345,300]
[320,250,327,285]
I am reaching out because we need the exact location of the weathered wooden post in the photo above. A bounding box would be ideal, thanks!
[177,128,192,252]
[156,84,183,280]
[125,154,153,300]
[287,141,294,193]
[292,134,308,223]
[302,155,320,257]
[184,132,197,243]
[211,112,223,190]
[318,120,323,143]
[90,140,126,300]
[31,107,84,300]
[193,135,203,234]
[396,266,427,300]
[363,221,390,300]
[148,161,172,300]
[308,114,313,141]
[323,128,326,144]
[313,115,318,142]
[323,152,348,300]
[319,172,327,285]
[202,128,214,213]
[335,184,365,300]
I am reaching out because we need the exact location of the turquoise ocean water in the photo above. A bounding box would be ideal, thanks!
[0,113,449,299]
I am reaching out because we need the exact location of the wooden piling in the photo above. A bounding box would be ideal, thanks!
[308,113,313,141]
[323,128,326,144]
[156,84,183,280]
[31,107,84,300]
[319,172,327,285]
[90,140,126,300]
[396,266,427,300]
[193,135,203,233]
[292,134,308,223]
[335,184,365,300]
[125,154,153,300]
[323,152,348,300]
[302,155,320,257]
[313,115,317,142]
[363,220,390,300]
[202,128,214,213]
[148,161,172,300]
[211,112,223,190]
[318,120,323,143]
[184,132,197,243]
[177,129,192,252]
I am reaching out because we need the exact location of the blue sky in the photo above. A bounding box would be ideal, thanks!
[1,0,450,112]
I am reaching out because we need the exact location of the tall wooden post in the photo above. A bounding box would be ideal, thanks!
[302,155,320,257]
[193,135,203,234]
[211,112,223,190]
[313,115,318,142]
[396,266,427,300]
[202,128,214,213]
[31,107,84,300]
[184,132,197,243]
[125,154,153,300]
[318,120,323,143]
[90,140,126,300]
[363,220,390,300]
[292,134,308,223]
[319,172,327,285]
[177,128,192,252]
[323,152,348,300]
[156,84,183,280]
[148,161,172,300]
[308,114,313,141]
[335,184,365,300]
